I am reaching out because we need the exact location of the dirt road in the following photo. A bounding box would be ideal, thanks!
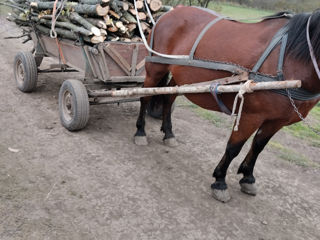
[0,18,320,240]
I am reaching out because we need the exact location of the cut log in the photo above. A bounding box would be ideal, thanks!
[90,35,106,43]
[104,15,114,26]
[140,21,150,33]
[96,5,109,16]
[79,0,110,6]
[115,21,127,34]
[149,0,162,12]
[127,23,136,32]
[135,0,144,10]
[36,24,78,40]
[100,28,107,36]
[137,11,146,20]
[69,12,101,36]
[122,11,136,23]
[160,5,173,12]
[108,9,120,19]
[129,8,137,16]
[38,18,93,36]
[30,2,109,16]
[86,18,107,29]
[107,25,118,32]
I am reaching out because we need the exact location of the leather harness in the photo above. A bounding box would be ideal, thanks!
[145,8,320,114]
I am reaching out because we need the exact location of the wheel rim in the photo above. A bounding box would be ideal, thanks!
[15,59,24,86]
[62,90,74,122]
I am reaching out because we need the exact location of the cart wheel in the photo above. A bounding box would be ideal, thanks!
[147,95,175,119]
[14,52,38,92]
[59,79,89,131]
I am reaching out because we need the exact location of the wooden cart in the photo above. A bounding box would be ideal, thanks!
[14,31,150,131]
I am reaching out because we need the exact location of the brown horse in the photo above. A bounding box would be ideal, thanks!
[134,6,320,202]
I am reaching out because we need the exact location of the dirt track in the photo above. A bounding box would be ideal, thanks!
[0,18,320,240]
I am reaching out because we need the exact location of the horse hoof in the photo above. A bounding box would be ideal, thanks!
[134,136,148,146]
[164,137,179,147]
[212,189,231,203]
[240,183,257,196]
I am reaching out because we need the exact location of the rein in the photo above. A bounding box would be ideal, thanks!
[306,14,320,80]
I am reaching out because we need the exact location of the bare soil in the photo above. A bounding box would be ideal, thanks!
[0,18,319,240]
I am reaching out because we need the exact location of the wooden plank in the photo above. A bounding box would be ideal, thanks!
[131,44,139,76]
[104,44,131,75]
[88,80,302,97]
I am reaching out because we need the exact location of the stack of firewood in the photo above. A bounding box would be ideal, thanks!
[4,0,172,44]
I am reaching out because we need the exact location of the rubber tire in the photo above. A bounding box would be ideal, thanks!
[13,51,38,93]
[59,79,89,131]
[147,95,175,120]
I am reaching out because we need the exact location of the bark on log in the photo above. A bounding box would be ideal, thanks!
[122,11,137,23]
[88,80,302,98]
[86,18,107,29]
[38,18,93,36]
[69,12,101,36]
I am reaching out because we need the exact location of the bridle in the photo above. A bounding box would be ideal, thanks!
[306,12,320,80]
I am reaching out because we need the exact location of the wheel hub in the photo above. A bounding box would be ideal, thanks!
[16,60,24,85]
[62,91,73,121]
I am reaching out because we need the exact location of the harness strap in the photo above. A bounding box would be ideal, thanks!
[209,82,231,115]
[189,16,223,60]
[277,33,288,80]
[146,56,244,74]
[252,25,288,73]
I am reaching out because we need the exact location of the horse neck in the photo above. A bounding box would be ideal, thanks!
[284,56,320,93]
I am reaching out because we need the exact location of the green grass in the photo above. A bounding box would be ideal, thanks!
[268,141,319,168]
[209,2,274,21]
[176,97,228,128]
[283,103,320,147]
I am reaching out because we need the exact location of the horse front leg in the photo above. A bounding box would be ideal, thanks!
[161,93,178,147]
[212,114,263,202]
[134,96,151,146]
[237,120,284,196]
[161,78,178,147]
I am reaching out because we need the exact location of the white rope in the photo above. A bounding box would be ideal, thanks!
[50,0,67,38]
[133,0,189,59]
[231,80,253,131]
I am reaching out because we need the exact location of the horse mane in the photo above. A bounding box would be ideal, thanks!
[286,10,320,63]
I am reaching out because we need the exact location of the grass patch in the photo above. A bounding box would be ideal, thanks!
[209,2,274,21]
[284,105,320,148]
[269,141,319,168]
[176,97,228,128]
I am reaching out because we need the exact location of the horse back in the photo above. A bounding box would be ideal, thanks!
[151,6,289,75]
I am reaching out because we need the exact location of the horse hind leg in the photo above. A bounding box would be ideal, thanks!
[161,77,178,147]
[237,120,284,196]
[134,65,170,146]
[211,114,264,202]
